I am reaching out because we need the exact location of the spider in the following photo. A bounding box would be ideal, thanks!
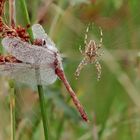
[75,24,103,81]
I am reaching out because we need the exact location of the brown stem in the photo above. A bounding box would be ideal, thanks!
[9,0,16,27]
[55,68,89,122]
[0,16,16,37]
[0,0,6,16]
[0,0,17,37]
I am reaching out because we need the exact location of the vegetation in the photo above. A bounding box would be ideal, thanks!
[0,0,140,140]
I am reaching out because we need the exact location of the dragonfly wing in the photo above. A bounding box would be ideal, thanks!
[32,24,49,40]
[0,64,11,75]
[0,63,37,86]
[32,24,63,68]
[39,65,57,85]
[32,24,58,52]
[2,37,56,65]
[0,63,57,86]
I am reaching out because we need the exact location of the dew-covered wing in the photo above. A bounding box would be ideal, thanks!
[2,37,56,65]
[32,24,58,52]
[0,63,37,86]
[38,64,57,85]
[0,62,57,86]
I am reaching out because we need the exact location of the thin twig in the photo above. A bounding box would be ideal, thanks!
[0,0,6,16]
[9,0,16,27]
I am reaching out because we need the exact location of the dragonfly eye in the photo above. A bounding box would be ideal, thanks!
[42,39,46,46]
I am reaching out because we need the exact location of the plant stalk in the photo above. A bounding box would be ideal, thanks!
[9,1,16,140]
[37,85,49,140]
[19,0,49,139]
[9,0,16,27]
[9,81,16,140]
[19,0,34,41]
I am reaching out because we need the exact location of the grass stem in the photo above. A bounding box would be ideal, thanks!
[9,1,16,140]
[19,0,49,139]
[19,0,34,41]
[37,85,49,140]
[9,81,16,140]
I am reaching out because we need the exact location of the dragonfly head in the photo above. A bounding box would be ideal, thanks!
[42,39,46,46]
[33,38,46,46]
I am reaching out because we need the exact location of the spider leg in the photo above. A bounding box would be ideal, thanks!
[95,60,101,81]
[98,27,103,49]
[79,45,84,55]
[84,24,90,47]
[75,57,88,79]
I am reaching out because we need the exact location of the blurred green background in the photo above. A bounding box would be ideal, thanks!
[0,0,140,139]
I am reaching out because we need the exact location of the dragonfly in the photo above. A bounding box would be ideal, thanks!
[1,24,88,122]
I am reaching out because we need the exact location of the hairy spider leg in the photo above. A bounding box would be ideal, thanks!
[95,60,101,81]
[98,27,103,49]
[78,25,90,54]
[84,24,90,46]
[75,57,88,79]
[79,45,84,55]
